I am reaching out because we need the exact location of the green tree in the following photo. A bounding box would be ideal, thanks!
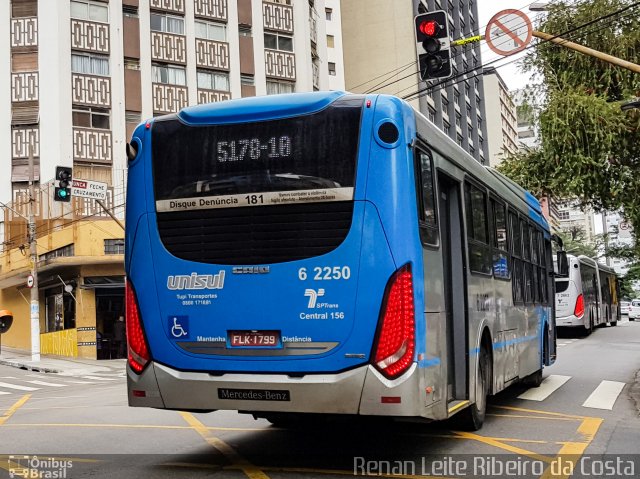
[497,0,640,253]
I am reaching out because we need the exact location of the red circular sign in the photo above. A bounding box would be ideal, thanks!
[485,9,533,56]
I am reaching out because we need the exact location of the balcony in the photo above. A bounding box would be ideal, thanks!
[72,127,112,163]
[309,16,317,45]
[264,50,296,81]
[11,17,38,48]
[198,89,231,104]
[71,74,111,107]
[194,0,227,21]
[263,1,294,34]
[195,38,229,70]
[70,19,110,54]
[312,62,319,89]
[150,0,185,14]
[153,83,188,114]
[12,127,40,159]
[11,72,39,102]
[151,32,186,64]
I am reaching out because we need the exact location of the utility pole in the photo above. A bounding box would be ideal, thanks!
[28,143,40,362]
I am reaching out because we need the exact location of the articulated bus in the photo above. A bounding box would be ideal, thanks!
[555,255,619,333]
[125,92,557,431]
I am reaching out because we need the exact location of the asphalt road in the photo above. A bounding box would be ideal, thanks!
[1,318,639,479]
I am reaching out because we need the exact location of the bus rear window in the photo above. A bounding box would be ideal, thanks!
[152,96,363,213]
[555,279,570,293]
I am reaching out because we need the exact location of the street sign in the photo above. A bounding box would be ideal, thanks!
[485,9,532,56]
[27,274,34,289]
[71,179,108,201]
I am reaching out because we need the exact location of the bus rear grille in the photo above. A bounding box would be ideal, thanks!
[156,201,353,265]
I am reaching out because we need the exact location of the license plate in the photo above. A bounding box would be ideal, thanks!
[228,330,281,348]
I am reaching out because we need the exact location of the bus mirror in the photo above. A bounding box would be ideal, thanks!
[556,251,569,276]
[0,310,13,334]
[126,142,138,162]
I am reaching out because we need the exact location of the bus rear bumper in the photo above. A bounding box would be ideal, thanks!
[128,361,424,416]
[556,315,585,327]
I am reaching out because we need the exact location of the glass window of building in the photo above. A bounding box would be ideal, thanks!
[264,33,293,52]
[72,106,110,129]
[195,20,226,42]
[197,69,230,91]
[327,35,335,48]
[71,53,109,76]
[71,0,108,22]
[266,80,295,95]
[152,64,186,85]
[328,62,336,75]
[325,8,332,20]
[150,12,184,35]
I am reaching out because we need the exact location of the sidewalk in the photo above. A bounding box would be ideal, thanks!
[0,346,126,376]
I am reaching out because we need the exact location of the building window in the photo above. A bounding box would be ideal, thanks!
[239,25,252,37]
[150,12,184,35]
[39,244,75,262]
[104,239,125,255]
[72,106,110,129]
[264,33,293,52]
[124,58,140,70]
[328,62,336,76]
[70,0,108,22]
[197,69,230,91]
[122,4,138,17]
[326,34,335,48]
[152,63,186,85]
[266,80,294,95]
[325,8,332,20]
[195,20,226,42]
[241,74,255,86]
[71,53,109,76]
[428,106,436,122]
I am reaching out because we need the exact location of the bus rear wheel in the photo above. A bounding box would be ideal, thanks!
[455,344,490,431]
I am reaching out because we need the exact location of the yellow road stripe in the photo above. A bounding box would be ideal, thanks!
[540,417,603,479]
[164,462,456,479]
[453,431,554,463]
[492,405,586,420]
[0,394,30,426]
[180,412,270,479]
[447,400,469,414]
[487,414,580,421]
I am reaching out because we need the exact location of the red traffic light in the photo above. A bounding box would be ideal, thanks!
[419,20,439,37]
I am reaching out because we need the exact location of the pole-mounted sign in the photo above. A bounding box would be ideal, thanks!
[485,9,532,56]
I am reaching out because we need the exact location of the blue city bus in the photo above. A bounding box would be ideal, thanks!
[125,91,556,430]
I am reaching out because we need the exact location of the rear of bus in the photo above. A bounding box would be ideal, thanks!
[125,92,428,418]
[555,255,586,328]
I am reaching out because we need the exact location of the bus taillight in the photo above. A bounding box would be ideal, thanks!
[574,293,585,318]
[373,265,416,379]
[126,280,150,373]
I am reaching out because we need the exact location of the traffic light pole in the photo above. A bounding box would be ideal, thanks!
[28,145,40,362]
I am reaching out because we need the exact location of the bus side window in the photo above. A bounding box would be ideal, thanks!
[415,150,439,246]
[510,212,523,304]
[464,182,492,275]
[490,198,510,279]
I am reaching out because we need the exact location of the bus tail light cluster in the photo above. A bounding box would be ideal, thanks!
[373,265,416,379]
[574,293,585,319]
[126,280,150,374]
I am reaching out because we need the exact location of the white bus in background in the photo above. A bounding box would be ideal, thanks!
[555,255,619,334]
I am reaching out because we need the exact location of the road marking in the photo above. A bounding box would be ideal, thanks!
[517,374,571,401]
[453,431,553,463]
[540,417,602,479]
[0,391,11,395]
[0,394,31,426]
[81,376,118,381]
[582,380,626,410]
[181,412,271,479]
[26,380,68,388]
[0,381,39,392]
[64,381,96,384]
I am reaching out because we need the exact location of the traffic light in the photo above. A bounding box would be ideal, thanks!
[414,11,452,81]
[54,166,73,202]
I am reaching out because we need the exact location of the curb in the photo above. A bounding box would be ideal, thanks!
[0,359,61,374]
[630,368,640,416]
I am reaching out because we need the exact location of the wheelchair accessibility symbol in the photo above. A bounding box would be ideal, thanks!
[168,316,190,339]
